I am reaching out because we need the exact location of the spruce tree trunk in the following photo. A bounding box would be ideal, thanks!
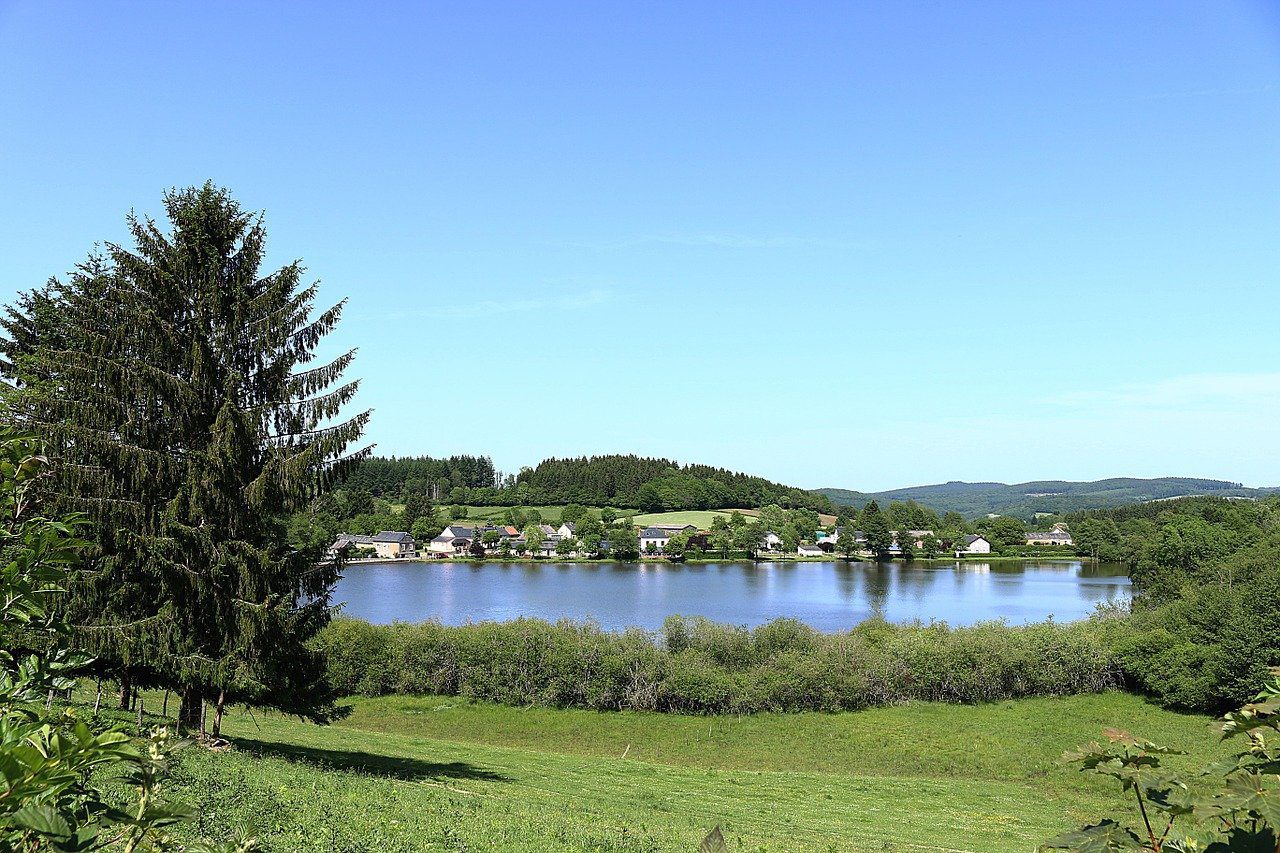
[118,671,132,711]
[212,689,226,738]
[177,685,204,734]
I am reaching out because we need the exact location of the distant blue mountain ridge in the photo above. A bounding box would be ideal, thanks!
[813,477,1280,520]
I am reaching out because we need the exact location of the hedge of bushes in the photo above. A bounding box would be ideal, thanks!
[315,614,1129,714]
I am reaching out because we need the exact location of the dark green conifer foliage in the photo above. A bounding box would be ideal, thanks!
[860,500,893,557]
[0,183,369,728]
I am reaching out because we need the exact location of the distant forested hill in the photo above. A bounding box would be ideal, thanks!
[815,478,1280,520]
[518,455,833,512]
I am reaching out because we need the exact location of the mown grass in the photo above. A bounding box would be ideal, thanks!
[629,509,759,529]
[330,691,1225,786]
[97,689,1228,851]
[631,509,839,528]
[442,505,640,526]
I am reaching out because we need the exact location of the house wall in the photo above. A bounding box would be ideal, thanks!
[1025,535,1073,546]
[373,541,415,558]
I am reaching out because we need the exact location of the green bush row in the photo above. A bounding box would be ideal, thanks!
[315,614,1128,714]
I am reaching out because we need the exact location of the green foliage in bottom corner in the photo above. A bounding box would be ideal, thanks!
[0,430,253,853]
[1042,669,1280,852]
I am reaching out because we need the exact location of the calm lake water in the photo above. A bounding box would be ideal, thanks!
[333,559,1130,632]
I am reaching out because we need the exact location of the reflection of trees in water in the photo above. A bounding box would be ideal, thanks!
[863,563,891,617]
[738,562,765,593]
[1077,580,1132,603]
[833,563,859,601]
[1079,561,1129,578]
[895,561,940,604]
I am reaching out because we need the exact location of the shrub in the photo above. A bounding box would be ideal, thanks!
[316,612,1126,714]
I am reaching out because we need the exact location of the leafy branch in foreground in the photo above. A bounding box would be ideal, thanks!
[1043,669,1280,851]
[0,430,253,851]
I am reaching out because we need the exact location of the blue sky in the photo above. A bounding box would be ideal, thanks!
[2,1,1279,491]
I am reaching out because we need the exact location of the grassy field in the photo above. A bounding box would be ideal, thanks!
[442,505,640,526]
[631,509,839,529]
[104,690,1228,851]
[394,505,841,531]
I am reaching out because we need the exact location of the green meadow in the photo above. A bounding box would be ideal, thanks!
[110,690,1228,851]
[439,505,640,525]
[629,509,840,529]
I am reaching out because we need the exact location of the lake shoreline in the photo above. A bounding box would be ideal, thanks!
[344,553,1094,566]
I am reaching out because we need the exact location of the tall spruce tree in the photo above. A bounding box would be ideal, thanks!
[0,183,369,731]
[860,500,893,557]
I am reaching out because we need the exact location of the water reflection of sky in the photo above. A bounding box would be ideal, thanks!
[336,560,1131,632]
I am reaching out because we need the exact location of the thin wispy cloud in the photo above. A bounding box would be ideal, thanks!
[1045,372,1280,410]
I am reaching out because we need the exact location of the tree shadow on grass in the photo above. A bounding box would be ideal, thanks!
[229,737,511,784]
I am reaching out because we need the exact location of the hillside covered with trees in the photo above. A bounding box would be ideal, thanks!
[340,454,502,498]
[816,477,1278,520]
[518,455,833,512]
[341,453,834,513]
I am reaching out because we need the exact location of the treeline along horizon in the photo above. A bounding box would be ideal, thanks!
[341,455,500,497]
[342,453,835,513]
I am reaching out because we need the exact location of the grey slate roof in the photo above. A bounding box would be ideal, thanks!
[331,534,376,547]
[373,531,414,544]
[638,527,670,538]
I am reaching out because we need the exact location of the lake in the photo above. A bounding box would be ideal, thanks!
[333,559,1130,632]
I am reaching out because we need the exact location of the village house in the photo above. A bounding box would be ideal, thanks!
[556,522,576,539]
[817,527,865,547]
[905,529,934,547]
[372,530,417,558]
[761,530,784,551]
[1025,523,1073,546]
[956,534,992,556]
[326,534,366,560]
[638,526,672,554]
[329,530,417,560]
[887,530,935,552]
[797,543,825,557]
[429,525,474,554]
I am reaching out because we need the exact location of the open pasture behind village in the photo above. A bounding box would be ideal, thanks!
[630,508,839,529]
[136,690,1227,852]
[426,506,843,530]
